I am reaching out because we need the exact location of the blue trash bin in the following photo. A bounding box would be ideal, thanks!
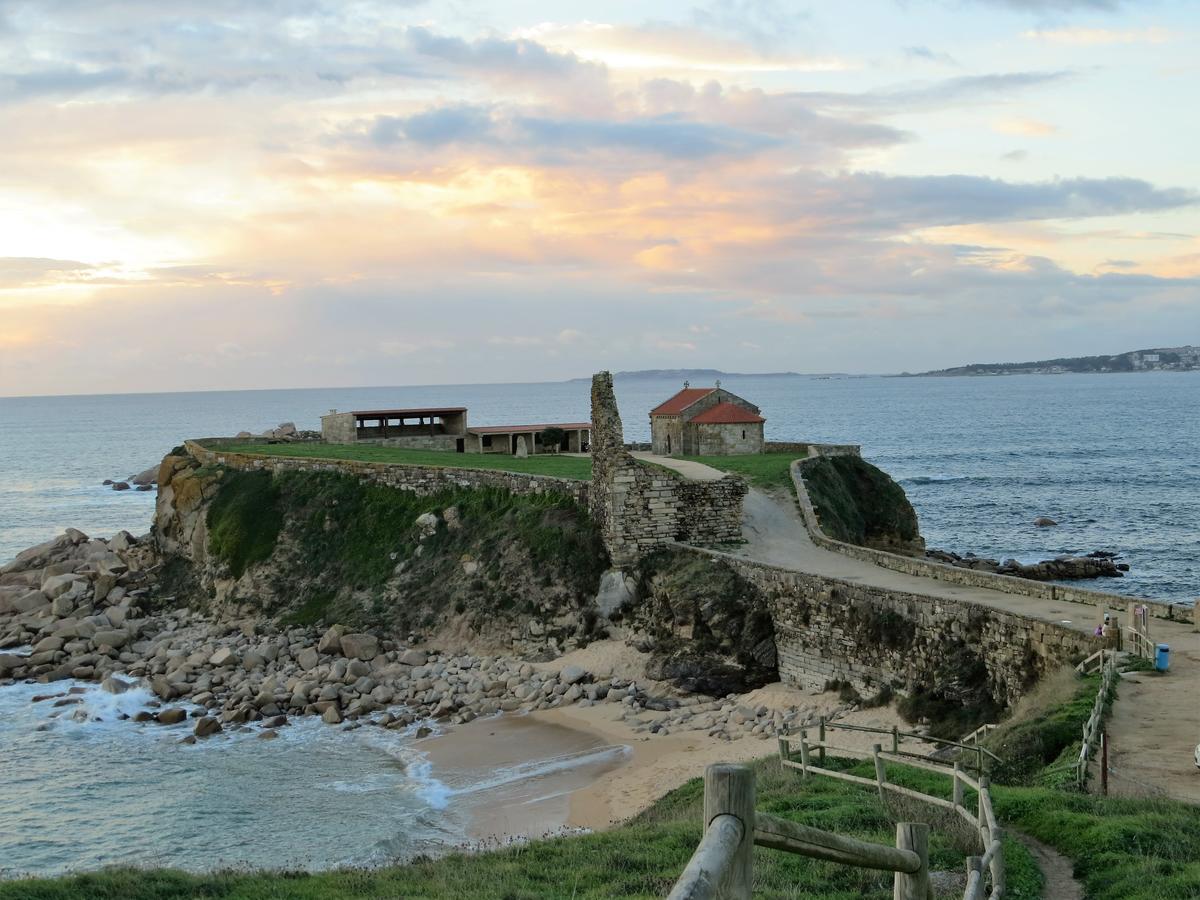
[1155,643,1170,672]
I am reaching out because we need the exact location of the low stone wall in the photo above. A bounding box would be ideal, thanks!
[764,441,862,458]
[789,457,1184,623]
[185,440,588,505]
[679,543,1096,706]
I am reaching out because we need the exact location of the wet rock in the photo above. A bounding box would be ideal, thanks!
[322,705,343,725]
[112,482,131,492]
[157,708,187,725]
[193,716,222,737]
[1033,517,1058,527]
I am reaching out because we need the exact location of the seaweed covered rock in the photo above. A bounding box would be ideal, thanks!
[801,455,924,555]
[632,549,776,695]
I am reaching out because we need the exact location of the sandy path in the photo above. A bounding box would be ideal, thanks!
[1103,640,1200,804]
[1012,831,1084,900]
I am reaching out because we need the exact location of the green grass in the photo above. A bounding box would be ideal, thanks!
[679,453,801,491]
[209,442,593,481]
[0,756,1038,900]
[800,455,920,548]
[206,470,283,578]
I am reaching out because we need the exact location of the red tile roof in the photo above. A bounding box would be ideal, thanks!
[650,387,716,416]
[689,402,765,425]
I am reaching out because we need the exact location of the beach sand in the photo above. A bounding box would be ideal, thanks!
[419,681,932,843]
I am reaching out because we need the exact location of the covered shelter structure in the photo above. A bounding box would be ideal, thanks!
[465,422,592,456]
[321,407,468,450]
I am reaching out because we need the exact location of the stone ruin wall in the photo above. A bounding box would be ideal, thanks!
[589,373,747,566]
[684,546,1096,706]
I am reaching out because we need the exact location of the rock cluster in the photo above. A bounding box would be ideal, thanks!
[925,548,1127,580]
[232,422,320,442]
[102,466,158,492]
[618,694,846,742]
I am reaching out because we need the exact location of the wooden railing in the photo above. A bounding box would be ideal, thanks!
[1047,649,1118,788]
[808,716,1001,777]
[1125,605,1155,660]
[777,730,1006,899]
[668,764,933,900]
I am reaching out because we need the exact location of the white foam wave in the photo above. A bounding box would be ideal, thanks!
[448,744,631,798]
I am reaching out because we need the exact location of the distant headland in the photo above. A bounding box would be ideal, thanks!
[568,368,824,382]
[910,345,1199,377]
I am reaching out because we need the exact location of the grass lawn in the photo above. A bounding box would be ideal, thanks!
[208,442,593,481]
[0,755,1038,900]
[680,452,802,491]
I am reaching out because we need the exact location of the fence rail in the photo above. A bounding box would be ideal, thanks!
[810,716,1001,775]
[667,764,933,900]
[1074,649,1119,788]
[777,729,1006,900]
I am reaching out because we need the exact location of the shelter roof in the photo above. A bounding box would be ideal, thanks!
[350,407,466,418]
[468,422,591,435]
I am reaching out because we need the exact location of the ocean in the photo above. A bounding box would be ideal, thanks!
[2,372,1197,603]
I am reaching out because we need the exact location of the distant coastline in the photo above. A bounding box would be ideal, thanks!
[908,345,1199,377]
[567,369,851,382]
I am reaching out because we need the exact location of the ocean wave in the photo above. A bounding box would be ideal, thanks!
[447,744,631,799]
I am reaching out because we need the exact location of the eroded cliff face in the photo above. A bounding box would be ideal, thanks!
[153,451,612,657]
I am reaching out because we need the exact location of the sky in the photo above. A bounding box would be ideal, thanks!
[1,0,1197,395]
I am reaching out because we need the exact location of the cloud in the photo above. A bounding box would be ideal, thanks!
[903,45,960,66]
[994,118,1058,136]
[1023,27,1170,45]
[794,70,1073,113]
[969,0,1124,9]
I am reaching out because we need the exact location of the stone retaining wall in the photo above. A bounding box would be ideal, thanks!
[679,543,1096,705]
[789,456,1183,623]
[185,440,588,504]
[764,441,862,458]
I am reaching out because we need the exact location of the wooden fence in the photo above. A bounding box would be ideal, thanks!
[776,728,1005,900]
[807,716,1001,777]
[1125,605,1155,661]
[1047,648,1118,788]
[667,764,935,900]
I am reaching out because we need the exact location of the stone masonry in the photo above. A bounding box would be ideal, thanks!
[686,546,1097,707]
[590,373,746,566]
[186,441,587,505]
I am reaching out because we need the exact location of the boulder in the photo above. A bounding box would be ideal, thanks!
[157,708,187,725]
[193,716,222,737]
[559,665,587,685]
[296,647,320,670]
[129,467,158,486]
[339,633,379,661]
[322,705,343,725]
[414,512,439,537]
[41,573,85,600]
[208,647,238,667]
[101,676,133,694]
[317,625,345,655]
[112,482,131,492]
[93,629,130,649]
[33,636,64,654]
[399,648,428,667]
[1033,517,1058,527]
[12,591,49,614]
[0,654,23,673]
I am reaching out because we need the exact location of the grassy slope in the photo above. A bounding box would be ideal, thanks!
[679,453,798,491]
[209,442,592,481]
[203,468,607,630]
[0,756,1039,900]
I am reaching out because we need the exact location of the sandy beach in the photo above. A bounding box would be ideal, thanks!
[420,672,933,844]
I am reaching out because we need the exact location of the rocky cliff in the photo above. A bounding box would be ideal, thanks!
[154,450,610,656]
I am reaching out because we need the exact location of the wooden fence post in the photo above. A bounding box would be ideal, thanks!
[1101,732,1109,796]
[777,736,788,767]
[964,856,983,900]
[798,733,811,779]
[891,724,899,754]
[952,763,964,809]
[990,827,1006,898]
[819,716,826,765]
[893,823,930,900]
[872,743,886,801]
[703,764,755,900]
[977,776,989,833]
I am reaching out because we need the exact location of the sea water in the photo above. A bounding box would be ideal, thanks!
[2,372,1197,602]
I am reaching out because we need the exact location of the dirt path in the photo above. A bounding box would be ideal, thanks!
[1012,831,1084,900]
[630,452,725,481]
[1103,646,1200,804]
